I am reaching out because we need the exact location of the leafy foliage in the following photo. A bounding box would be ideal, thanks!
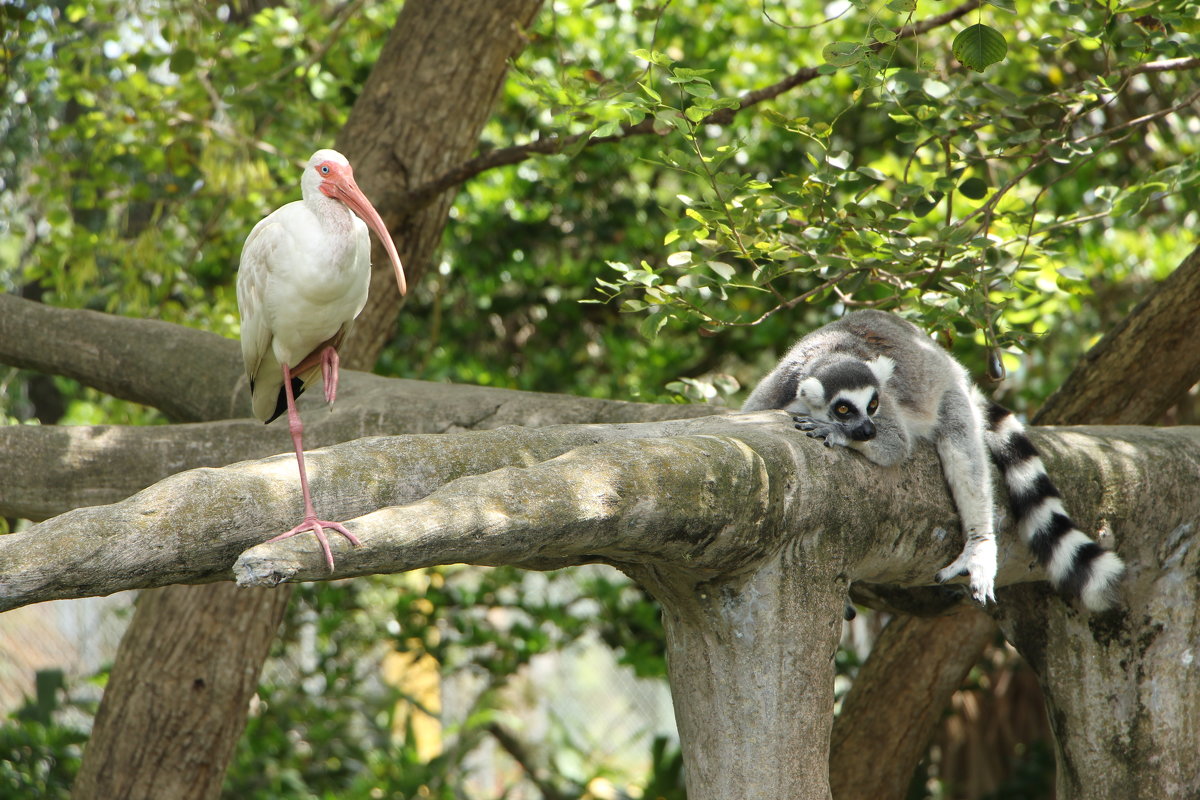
[0,670,90,800]
[573,0,1199,369]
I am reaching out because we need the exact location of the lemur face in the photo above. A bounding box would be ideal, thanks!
[790,357,891,442]
[825,386,881,441]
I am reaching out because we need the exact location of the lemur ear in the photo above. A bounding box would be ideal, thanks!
[797,376,825,404]
[866,355,895,386]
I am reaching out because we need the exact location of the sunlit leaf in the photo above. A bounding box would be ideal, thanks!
[953,24,1008,72]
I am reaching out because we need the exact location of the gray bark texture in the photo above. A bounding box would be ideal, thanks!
[2,408,1197,799]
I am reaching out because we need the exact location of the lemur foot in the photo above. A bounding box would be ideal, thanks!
[793,415,851,448]
[935,536,998,605]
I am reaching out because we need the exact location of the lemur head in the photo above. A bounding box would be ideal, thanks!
[792,355,894,441]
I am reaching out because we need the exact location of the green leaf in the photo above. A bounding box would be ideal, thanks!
[668,67,715,83]
[1113,182,1168,216]
[913,192,944,217]
[822,42,865,68]
[168,48,197,75]
[958,177,989,199]
[953,24,1008,72]
[631,48,673,67]
[857,166,889,181]
[591,120,621,139]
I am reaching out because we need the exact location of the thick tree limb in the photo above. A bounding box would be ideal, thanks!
[0,292,245,423]
[0,416,735,611]
[234,430,786,586]
[830,607,997,798]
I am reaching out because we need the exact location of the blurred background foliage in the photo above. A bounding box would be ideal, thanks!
[1,0,1197,796]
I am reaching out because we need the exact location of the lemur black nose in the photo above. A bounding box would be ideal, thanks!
[852,420,876,441]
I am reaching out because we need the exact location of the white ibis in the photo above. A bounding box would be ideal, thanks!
[236,149,406,569]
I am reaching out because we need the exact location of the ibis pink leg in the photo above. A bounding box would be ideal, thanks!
[264,361,360,570]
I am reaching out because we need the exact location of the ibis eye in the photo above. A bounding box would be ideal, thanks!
[320,165,330,174]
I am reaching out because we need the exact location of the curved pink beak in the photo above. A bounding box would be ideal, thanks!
[322,168,407,296]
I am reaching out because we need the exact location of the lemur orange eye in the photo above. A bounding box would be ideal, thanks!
[836,404,849,415]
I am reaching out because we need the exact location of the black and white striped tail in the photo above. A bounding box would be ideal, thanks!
[985,404,1125,611]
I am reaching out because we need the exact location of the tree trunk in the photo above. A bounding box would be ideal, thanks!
[829,608,997,798]
[635,555,847,800]
[335,0,544,368]
[71,584,290,800]
[71,2,542,796]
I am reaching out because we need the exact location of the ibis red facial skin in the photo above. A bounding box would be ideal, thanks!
[236,149,406,569]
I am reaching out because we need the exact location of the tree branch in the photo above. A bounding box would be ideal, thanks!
[0,292,245,423]
[1118,55,1200,79]
[3,413,1194,616]
[234,428,788,587]
[830,606,996,798]
[485,722,575,800]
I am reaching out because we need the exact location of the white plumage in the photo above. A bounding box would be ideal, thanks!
[236,149,406,569]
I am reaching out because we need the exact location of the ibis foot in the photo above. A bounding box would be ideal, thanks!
[266,518,361,571]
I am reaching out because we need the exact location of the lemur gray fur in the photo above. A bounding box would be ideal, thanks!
[742,309,1125,611]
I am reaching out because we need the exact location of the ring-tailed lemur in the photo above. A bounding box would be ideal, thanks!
[743,309,1124,610]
